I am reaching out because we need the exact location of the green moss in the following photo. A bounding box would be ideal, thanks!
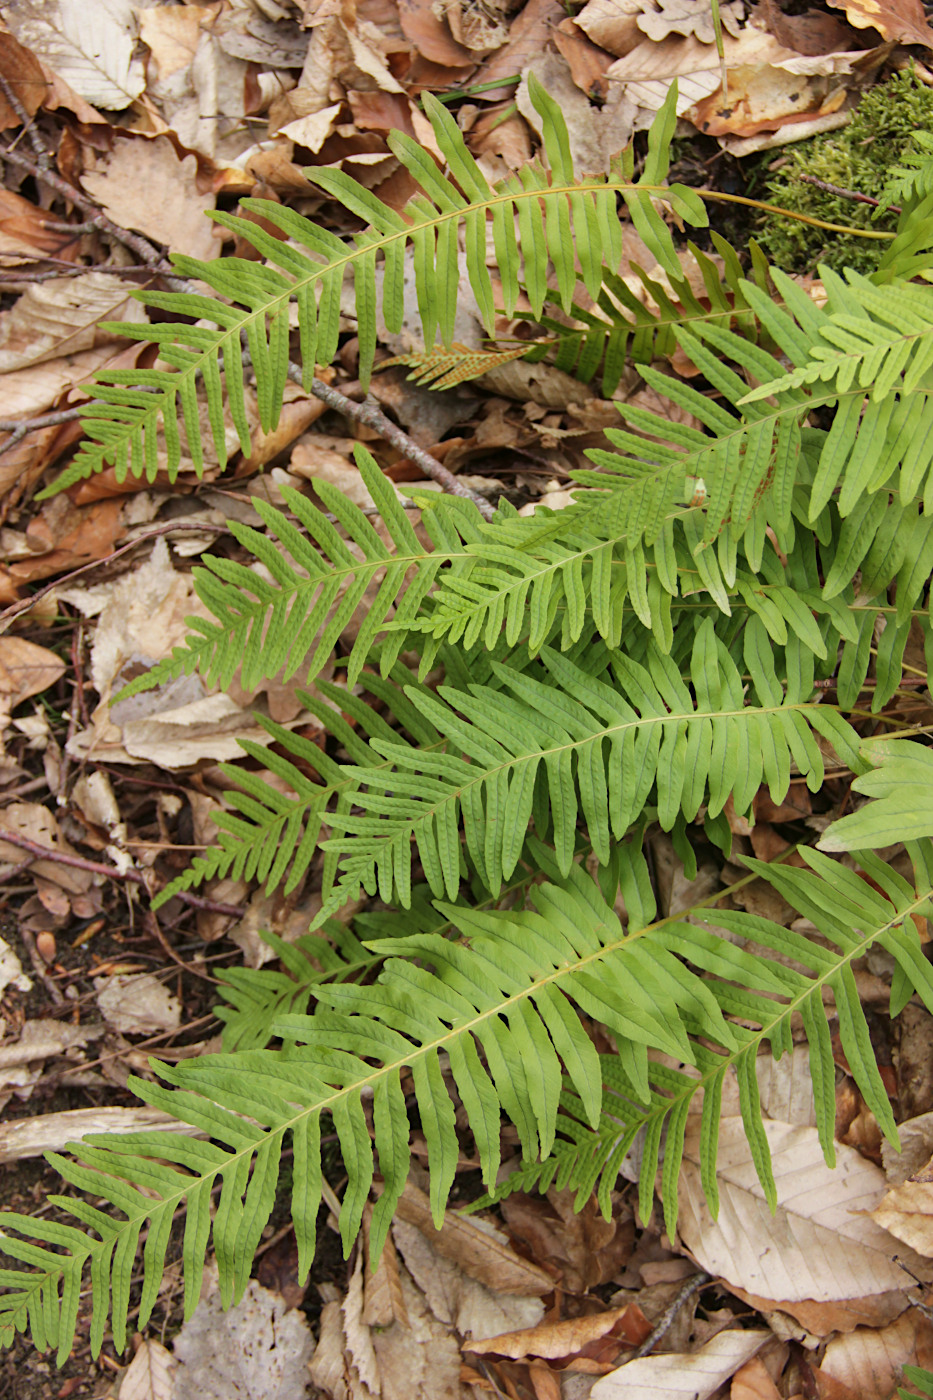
[757,70,933,275]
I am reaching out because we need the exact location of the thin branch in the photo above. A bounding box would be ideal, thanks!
[0,830,245,918]
[797,173,898,213]
[292,365,497,520]
[0,521,232,633]
[0,72,48,165]
[626,1272,711,1361]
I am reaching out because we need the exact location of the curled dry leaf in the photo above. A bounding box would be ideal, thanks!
[826,0,933,45]
[464,1305,650,1361]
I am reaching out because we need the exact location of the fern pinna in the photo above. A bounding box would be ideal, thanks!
[6,69,933,1362]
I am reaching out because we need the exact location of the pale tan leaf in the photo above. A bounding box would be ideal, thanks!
[590,1329,770,1399]
[95,974,181,1036]
[819,1312,933,1400]
[0,1105,199,1164]
[575,0,648,56]
[0,639,65,709]
[80,136,218,261]
[517,51,636,176]
[0,273,147,374]
[137,3,205,81]
[344,1255,380,1395]
[118,1339,176,1400]
[393,1181,554,1296]
[0,803,92,893]
[0,0,145,109]
[679,1119,933,1302]
[278,103,343,153]
[0,348,123,419]
[637,0,744,44]
[871,1179,933,1256]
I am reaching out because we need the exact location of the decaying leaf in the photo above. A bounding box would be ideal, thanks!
[0,272,148,374]
[79,136,219,261]
[118,1338,176,1400]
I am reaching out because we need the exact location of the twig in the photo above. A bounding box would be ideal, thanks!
[1,143,178,273]
[18,926,66,1007]
[0,831,245,918]
[626,1271,710,1361]
[144,910,217,983]
[294,366,497,520]
[0,406,87,435]
[0,72,48,165]
[797,173,898,213]
[0,521,232,633]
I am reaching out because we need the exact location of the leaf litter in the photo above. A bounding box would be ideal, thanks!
[1,0,933,1397]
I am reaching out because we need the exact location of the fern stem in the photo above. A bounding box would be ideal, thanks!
[699,189,896,239]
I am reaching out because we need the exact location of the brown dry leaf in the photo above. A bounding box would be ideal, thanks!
[396,0,476,68]
[393,1180,554,1296]
[554,18,615,100]
[575,0,647,56]
[819,1313,933,1399]
[136,2,205,82]
[0,188,83,264]
[826,0,933,44]
[731,1356,783,1400]
[0,639,65,713]
[465,1305,648,1361]
[0,29,48,128]
[882,1111,933,1185]
[446,0,510,52]
[2,496,124,588]
[472,0,567,97]
[0,348,121,421]
[687,63,848,138]
[80,136,219,261]
[590,1329,770,1398]
[750,0,854,56]
[0,0,146,109]
[499,1188,634,1291]
[679,1118,932,1303]
[289,440,408,509]
[0,273,148,373]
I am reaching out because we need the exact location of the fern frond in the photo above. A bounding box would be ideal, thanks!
[377,343,534,389]
[900,1366,933,1400]
[7,841,933,1358]
[46,77,706,494]
[819,738,933,851]
[322,617,862,912]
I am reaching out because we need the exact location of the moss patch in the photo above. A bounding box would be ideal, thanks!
[757,70,933,275]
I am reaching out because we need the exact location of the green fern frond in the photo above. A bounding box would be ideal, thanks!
[6,841,933,1359]
[900,1366,933,1400]
[321,617,862,912]
[44,76,706,495]
[819,738,933,852]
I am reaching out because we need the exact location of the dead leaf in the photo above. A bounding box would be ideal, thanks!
[171,1266,315,1400]
[95,974,181,1035]
[575,0,647,56]
[554,18,615,100]
[819,1312,933,1400]
[826,0,933,44]
[393,1181,555,1296]
[518,52,636,175]
[118,1338,176,1400]
[499,1188,634,1292]
[0,273,148,374]
[687,63,848,138]
[473,0,567,97]
[1,0,146,109]
[396,0,476,68]
[871,1179,933,1256]
[0,639,65,712]
[590,1329,770,1398]
[637,0,744,44]
[137,2,205,82]
[679,1118,933,1302]
[80,136,219,261]
[465,1305,649,1360]
[0,803,92,893]
[0,939,32,996]
[0,30,48,129]
[731,1355,783,1400]
[750,0,854,56]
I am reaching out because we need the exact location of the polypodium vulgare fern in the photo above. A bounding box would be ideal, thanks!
[7,66,933,1366]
